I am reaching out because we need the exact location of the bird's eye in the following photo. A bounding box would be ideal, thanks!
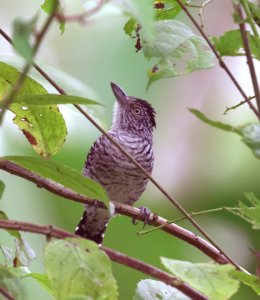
[133,107,141,115]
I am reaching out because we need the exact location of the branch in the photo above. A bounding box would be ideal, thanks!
[0,29,240,269]
[0,159,228,265]
[235,4,260,114]
[55,0,105,24]
[0,0,59,124]
[0,287,15,300]
[175,0,260,119]
[0,219,208,300]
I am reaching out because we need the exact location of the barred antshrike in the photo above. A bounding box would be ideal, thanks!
[75,82,156,244]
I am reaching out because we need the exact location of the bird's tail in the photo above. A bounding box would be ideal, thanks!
[75,206,110,245]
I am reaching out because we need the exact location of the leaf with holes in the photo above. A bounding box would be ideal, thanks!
[2,156,109,206]
[44,238,118,299]
[212,29,260,60]
[161,258,239,300]
[134,279,191,300]
[142,20,214,88]
[0,62,67,157]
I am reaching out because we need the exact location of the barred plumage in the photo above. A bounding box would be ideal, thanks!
[75,82,156,244]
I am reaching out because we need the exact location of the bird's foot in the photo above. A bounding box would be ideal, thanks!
[132,206,151,229]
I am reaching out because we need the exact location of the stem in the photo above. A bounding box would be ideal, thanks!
[0,0,59,124]
[235,4,260,115]
[0,159,228,264]
[175,0,260,119]
[0,30,241,268]
[0,219,208,300]
[223,96,255,114]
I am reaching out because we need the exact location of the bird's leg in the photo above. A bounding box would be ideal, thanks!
[132,206,151,229]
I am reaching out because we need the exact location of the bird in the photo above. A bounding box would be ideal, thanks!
[75,82,156,244]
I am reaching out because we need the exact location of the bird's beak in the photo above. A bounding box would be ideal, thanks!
[110,82,128,106]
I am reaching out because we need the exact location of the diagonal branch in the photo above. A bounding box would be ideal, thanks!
[0,159,227,265]
[0,219,208,300]
[235,3,260,114]
[0,287,15,300]
[0,29,240,269]
[175,0,260,119]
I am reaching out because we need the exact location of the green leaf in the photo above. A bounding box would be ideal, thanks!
[0,180,5,199]
[44,238,118,300]
[41,0,59,13]
[10,94,102,106]
[41,0,65,34]
[143,20,214,88]
[230,270,260,295]
[212,29,260,60]
[3,156,109,206]
[12,16,37,62]
[155,0,183,21]
[189,108,237,132]
[14,238,36,267]
[0,267,25,300]
[0,211,21,238]
[124,0,155,38]
[134,279,190,300]
[238,193,260,229]
[190,108,260,159]
[0,62,67,157]
[161,258,239,300]
[124,18,138,37]
[237,123,260,159]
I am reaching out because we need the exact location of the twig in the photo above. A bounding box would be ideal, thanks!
[175,0,260,119]
[138,206,242,235]
[0,287,15,300]
[0,0,59,124]
[223,96,255,114]
[0,30,240,269]
[235,4,260,115]
[0,219,208,300]
[55,0,105,24]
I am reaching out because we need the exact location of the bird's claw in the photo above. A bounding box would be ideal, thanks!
[132,206,151,229]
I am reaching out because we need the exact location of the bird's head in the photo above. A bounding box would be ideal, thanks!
[111,82,156,136]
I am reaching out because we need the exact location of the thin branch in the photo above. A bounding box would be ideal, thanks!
[0,219,208,300]
[0,159,228,265]
[223,96,255,114]
[0,30,241,269]
[0,287,15,300]
[175,0,260,119]
[55,0,105,24]
[235,4,260,115]
[0,0,59,124]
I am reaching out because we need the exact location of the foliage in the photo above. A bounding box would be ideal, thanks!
[161,258,239,300]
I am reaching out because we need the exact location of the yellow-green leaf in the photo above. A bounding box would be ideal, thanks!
[0,62,67,157]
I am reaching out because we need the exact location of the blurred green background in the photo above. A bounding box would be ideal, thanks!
[0,0,260,299]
